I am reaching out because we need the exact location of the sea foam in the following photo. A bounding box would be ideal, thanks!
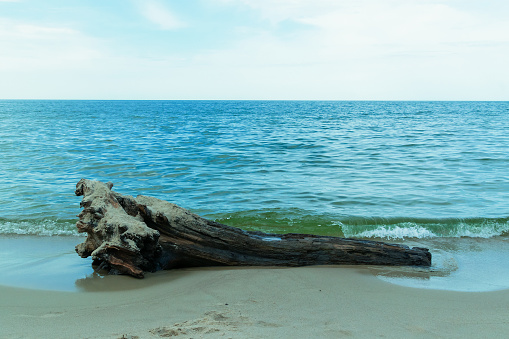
[344,220,509,240]
[0,219,79,236]
[352,224,437,240]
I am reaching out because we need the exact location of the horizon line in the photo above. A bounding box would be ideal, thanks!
[1,99,508,102]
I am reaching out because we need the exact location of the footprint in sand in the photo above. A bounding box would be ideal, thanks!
[148,309,283,337]
[149,310,250,337]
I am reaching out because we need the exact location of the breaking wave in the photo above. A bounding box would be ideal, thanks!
[0,218,79,236]
[214,211,509,240]
[1,212,508,241]
[340,217,509,240]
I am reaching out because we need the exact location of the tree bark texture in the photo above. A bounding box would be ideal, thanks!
[75,179,431,278]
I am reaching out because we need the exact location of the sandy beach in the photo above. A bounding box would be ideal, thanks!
[2,237,509,339]
[2,267,509,338]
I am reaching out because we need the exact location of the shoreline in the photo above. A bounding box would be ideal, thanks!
[2,234,509,293]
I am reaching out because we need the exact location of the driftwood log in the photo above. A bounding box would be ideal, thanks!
[75,179,431,278]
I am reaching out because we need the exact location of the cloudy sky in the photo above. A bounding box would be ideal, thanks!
[1,0,508,100]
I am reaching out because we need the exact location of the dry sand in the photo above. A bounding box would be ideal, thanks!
[2,264,509,339]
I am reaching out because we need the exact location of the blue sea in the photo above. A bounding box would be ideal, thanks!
[1,100,508,291]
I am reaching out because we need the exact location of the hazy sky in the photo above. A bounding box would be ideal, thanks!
[1,0,508,100]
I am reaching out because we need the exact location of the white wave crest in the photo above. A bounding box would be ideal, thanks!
[0,220,79,236]
[452,221,509,238]
[345,220,509,240]
[353,224,437,240]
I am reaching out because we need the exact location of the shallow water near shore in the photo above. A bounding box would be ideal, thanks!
[373,237,509,292]
[1,235,508,293]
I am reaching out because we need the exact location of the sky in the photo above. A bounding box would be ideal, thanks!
[0,0,508,100]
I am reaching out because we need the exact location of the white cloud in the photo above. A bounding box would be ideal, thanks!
[137,0,186,30]
[0,19,103,72]
[215,0,340,24]
[169,0,509,100]
[211,1,508,65]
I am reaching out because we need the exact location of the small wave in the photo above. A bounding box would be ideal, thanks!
[3,212,507,241]
[212,210,509,240]
[353,224,437,240]
[343,219,509,240]
[452,220,509,238]
[0,219,79,236]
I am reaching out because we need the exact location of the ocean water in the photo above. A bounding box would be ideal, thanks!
[0,100,508,238]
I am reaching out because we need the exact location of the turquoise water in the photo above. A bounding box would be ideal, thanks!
[1,100,508,239]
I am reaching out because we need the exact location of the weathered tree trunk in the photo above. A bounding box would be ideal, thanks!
[75,179,431,278]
